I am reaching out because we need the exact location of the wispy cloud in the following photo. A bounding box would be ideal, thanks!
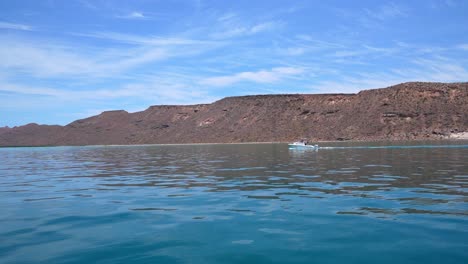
[364,3,408,21]
[75,31,214,46]
[200,67,304,86]
[278,37,400,60]
[211,21,281,39]
[444,0,457,7]
[0,38,170,77]
[332,50,362,58]
[334,2,409,30]
[79,0,98,10]
[0,21,32,31]
[0,73,215,106]
[250,22,278,34]
[276,35,345,57]
[457,44,468,50]
[293,35,344,48]
[310,56,468,94]
[0,39,97,77]
[117,11,148,20]
[0,32,221,78]
[311,77,403,94]
[218,12,237,22]
[410,57,468,81]
[284,47,306,56]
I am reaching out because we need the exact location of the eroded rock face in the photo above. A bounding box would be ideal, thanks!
[1,82,467,146]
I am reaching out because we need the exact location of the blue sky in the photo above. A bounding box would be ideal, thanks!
[1,0,467,127]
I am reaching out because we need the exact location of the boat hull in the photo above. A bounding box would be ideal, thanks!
[288,144,319,149]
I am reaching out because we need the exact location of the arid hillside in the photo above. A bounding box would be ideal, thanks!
[1,82,467,146]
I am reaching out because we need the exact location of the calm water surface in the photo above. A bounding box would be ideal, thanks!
[1,142,467,264]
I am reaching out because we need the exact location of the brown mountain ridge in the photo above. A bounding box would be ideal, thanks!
[1,82,467,147]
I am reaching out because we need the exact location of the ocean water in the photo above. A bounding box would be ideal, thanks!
[1,142,467,264]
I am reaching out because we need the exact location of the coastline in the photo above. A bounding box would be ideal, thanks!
[1,136,467,149]
[1,82,466,148]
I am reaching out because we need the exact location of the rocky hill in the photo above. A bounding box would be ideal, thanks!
[1,82,467,146]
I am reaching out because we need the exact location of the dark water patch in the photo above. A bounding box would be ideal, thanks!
[395,197,450,205]
[71,194,93,197]
[227,209,255,213]
[0,228,36,237]
[336,211,367,215]
[358,207,399,215]
[0,189,28,193]
[246,195,280,200]
[401,208,468,216]
[130,208,177,211]
[167,194,193,198]
[23,196,64,202]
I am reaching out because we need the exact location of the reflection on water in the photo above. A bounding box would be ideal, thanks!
[0,142,467,263]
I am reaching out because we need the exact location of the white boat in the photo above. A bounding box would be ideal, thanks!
[288,141,319,149]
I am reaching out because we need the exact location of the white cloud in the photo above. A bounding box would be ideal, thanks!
[294,35,344,49]
[311,78,401,94]
[218,13,237,22]
[250,22,277,34]
[0,73,216,106]
[79,0,98,10]
[200,67,304,86]
[0,40,96,77]
[0,38,170,77]
[117,11,148,20]
[410,58,468,81]
[310,57,468,94]
[0,74,219,126]
[284,47,306,56]
[76,31,215,46]
[332,50,362,58]
[0,21,32,31]
[457,44,468,50]
[336,3,409,30]
[444,0,457,7]
[364,3,407,21]
[0,33,220,78]
[211,21,281,39]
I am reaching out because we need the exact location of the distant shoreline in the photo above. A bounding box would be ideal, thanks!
[1,137,467,149]
[1,82,467,147]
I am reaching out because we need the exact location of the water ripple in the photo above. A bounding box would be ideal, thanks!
[1,142,467,263]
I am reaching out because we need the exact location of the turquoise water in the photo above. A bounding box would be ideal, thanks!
[1,142,467,263]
